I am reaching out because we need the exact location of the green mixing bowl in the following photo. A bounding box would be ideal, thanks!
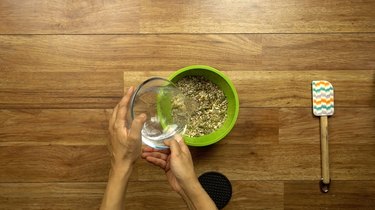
[169,65,239,146]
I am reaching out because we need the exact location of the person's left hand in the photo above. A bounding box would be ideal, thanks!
[108,86,146,168]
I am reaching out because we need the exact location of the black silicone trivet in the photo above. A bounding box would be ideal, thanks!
[198,171,232,209]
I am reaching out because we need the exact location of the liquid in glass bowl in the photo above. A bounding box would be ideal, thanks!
[129,77,192,149]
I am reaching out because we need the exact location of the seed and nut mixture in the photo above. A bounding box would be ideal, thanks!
[175,76,228,137]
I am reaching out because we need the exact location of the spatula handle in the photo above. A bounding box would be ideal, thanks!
[320,116,330,184]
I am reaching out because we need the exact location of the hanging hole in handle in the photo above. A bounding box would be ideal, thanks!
[319,178,331,193]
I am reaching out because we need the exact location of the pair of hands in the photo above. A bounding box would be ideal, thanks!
[108,86,197,194]
[103,86,217,210]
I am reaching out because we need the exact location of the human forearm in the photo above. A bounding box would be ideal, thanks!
[181,179,217,210]
[100,163,133,210]
[178,189,197,210]
[101,87,145,210]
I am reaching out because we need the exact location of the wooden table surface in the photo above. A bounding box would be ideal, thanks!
[1,0,374,209]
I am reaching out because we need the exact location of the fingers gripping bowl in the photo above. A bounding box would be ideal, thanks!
[169,65,239,147]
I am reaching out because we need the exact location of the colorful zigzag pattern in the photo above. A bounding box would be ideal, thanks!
[312,80,334,116]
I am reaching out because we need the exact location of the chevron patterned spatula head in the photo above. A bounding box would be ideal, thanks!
[312,80,334,116]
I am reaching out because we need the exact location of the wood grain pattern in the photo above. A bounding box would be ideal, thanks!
[1,181,374,209]
[1,34,374,72]
[3,70,372,109]
[138,144,375,181]
[0,108,277,146]
[0,183,105,210]
[284,181,375,209]
[1,0,374,34]
[0,181,184,210]
[1,143,373,182]
[124,180,186,209]
[228,181,283,210]
[128,181,283,209]
[140,0,375,33]
[262,34,375,70]
[0,72,123,108]
[195,145,375,181]
[0,109,110,146]
[125,70,375,108]
[1,0,374,209]
[0,145,136,182]
[279,108,375,144]
[1,181,374,210]
[0,181,284,210]
[224,70,374,108]
[221,108,279,145]
[0,0,139,34]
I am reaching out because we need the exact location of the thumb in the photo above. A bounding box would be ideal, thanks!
[164,139,182,155]
[174,135,189,153]
[129,113,146,140]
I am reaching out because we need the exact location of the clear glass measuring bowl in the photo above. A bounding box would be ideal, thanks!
[129,77,192,149]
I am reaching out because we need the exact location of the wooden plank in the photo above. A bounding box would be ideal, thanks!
[1,34,375,72]
[279,108,375,144]
[0,181,281,209]
[227,181,283,210]
[138,144,375,181]
[0,70,372,109]
[0,108,277,146]
[262,34,375,70]
[125,180,187,209]
[126,180,284,210]
[2,144,372,182]
[0,0,139,34]
[0,181,184,210]
[0,34,262,72]
[191,145,319,181]
[0,109,111,146]
[0,72,122,109]
[221,108,279,145]
[1,1,374,34]
[0,145,138,182]
[124,180,283,209]
[0,183,105,210]
[284,181,375,209]
[140,0,375,33]
[1,181,374,209]
[125,70,375,108]
[225,70,374,108]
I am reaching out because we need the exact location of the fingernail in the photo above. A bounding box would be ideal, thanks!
[175,135,182,142]
[140,113,146,120]
[128,86,134,94]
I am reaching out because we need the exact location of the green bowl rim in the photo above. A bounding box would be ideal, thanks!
[168,65,239,146]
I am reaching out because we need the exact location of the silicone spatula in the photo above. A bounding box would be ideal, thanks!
[312,80,334,193]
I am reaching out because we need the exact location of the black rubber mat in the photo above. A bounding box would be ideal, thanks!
[198,171,232,209]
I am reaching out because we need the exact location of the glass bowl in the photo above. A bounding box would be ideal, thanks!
[129,77,192,149]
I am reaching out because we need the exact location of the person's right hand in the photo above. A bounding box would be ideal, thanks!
[142,136,218,210]
[141,135,197,194]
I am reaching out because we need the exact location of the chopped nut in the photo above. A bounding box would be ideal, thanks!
[173,76,228,137]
